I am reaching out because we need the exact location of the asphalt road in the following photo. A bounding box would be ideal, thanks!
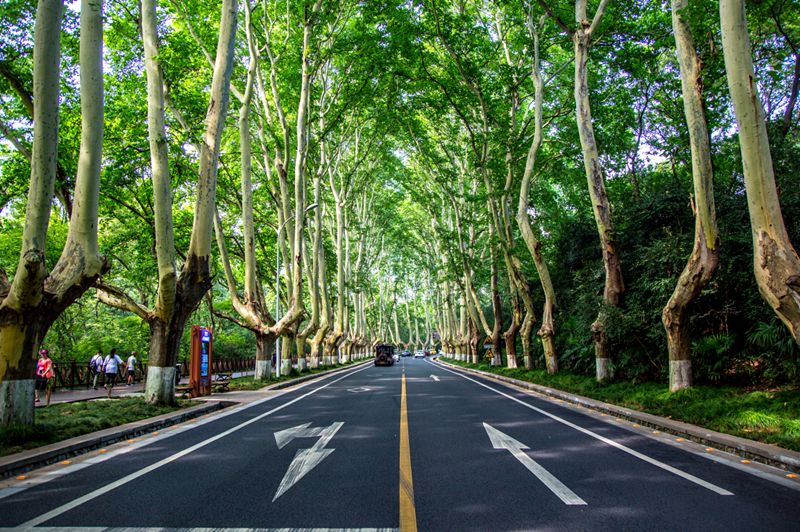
[1,357,798,531]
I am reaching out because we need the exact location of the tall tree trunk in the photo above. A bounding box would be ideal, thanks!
[516,14,558,375]
[721,0,800,343]
[468,317,479,365]
[573,0,623,381]
[1,0,107,426]
[213,2,276,381]
[662,0,720,392]
[253,331,273,379]
[490,249,503,366]
[143,0,238,404]
[503,288,521,369]
[520,312,536,370]
[272,1,322,345]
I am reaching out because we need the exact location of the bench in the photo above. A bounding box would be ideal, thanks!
[212,373,231,393]
[174,374,231,396]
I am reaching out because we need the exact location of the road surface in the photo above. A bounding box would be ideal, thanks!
[1,357,798,531]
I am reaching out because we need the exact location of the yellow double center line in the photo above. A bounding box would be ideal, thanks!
[399,371,418,532]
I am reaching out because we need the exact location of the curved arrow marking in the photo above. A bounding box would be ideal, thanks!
[273,422,344,501]
[484,423,587,505]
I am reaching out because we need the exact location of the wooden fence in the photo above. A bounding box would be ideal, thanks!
[49,357,256,391]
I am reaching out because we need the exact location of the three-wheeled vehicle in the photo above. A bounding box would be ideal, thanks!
[374,344,396,366]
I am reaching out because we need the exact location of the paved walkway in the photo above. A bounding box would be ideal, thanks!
[37,371,255,407]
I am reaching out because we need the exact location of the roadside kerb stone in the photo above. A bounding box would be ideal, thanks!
[436,358,800,473]
[0,401,226,479]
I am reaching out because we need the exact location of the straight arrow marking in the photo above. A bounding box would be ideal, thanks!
[441,365,733,496]
[484,423,587,506]
[430,375,440,381]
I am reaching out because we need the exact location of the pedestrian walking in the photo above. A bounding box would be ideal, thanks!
[35,349,55,406]
[34,351,44,403]
[103,348,124,398]
[89,350,104,389]
[126,351,137,385]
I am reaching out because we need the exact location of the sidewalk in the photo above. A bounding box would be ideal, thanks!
[37,371,255,407]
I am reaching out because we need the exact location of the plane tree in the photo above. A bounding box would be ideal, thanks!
[94,0,238,404]
[0,0,106,426]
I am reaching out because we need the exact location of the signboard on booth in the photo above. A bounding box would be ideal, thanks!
[190,326,213,397]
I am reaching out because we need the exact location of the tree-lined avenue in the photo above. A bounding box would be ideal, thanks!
[1,359,797,530]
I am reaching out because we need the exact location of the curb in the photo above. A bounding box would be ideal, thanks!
[435,358,800,473]
[1,359,372,479]
[0,401,226,479]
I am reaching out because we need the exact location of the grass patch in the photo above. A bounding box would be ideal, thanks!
[0,397,190,457]
[443,358,800,452]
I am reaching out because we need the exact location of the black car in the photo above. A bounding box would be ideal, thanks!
[374,344,396,366]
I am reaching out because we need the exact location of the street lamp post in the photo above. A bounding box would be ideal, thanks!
[274,203,318,378]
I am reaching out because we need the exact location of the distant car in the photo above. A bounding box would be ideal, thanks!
[401,350,411,357]
[374,344,395,366]
[414,351,425,359]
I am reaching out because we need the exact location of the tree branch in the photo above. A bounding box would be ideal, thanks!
[589,0,610,36]
[535,0,573,35]
[94,280,152,320]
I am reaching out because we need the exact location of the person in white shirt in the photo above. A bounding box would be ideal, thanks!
[104,348,124,398]
[89,351,104,390]
[126,352,137,386]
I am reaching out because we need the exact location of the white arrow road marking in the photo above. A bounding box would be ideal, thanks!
[484,423,587,505]
[16,366,371,529]
[437,364,733,496]
[347,386,372,393]
[274,422,326,449]
[273,422,344,501]
[430,375,440,381]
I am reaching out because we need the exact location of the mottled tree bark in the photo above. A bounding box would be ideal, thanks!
[1,0,107,426]
[721,0,800,344]
[108,0,238,405]
[662,0,720,391]
[573,0,623,381]
[516,15,558,374]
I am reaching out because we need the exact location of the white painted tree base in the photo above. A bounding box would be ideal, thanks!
[0,379,35,426]
[255,360,272,380]
[670,360,692,391]
[280,360,292,375]
[298,358,308,371]
[145,366,176,403]
[596,358,613,382]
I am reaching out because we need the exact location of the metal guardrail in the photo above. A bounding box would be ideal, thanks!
[48,357,256,390]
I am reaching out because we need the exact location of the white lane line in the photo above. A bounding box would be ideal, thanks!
[15,526,398,532]
[17,365,373,529]
[0,364,370,501]
[435,363,734,496]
